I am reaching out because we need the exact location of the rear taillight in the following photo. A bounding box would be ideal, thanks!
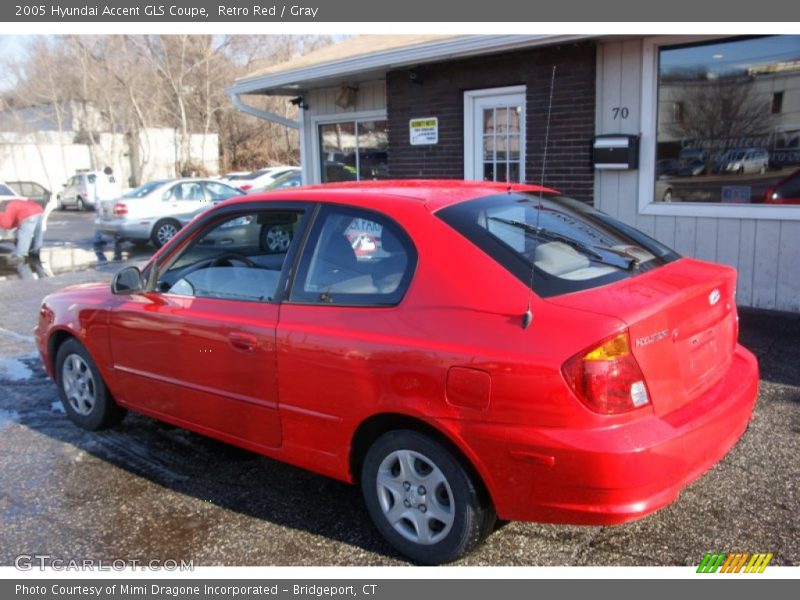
[239,184,252,191]
[562,331,651,415]
[114,203,128,215]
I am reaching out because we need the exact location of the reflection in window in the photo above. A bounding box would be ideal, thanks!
[482,105,522,183]
[655,36,800,205]
[291,208,414,306]
[319,120,388,183]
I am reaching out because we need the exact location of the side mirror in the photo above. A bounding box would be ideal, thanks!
[111,266,144,295]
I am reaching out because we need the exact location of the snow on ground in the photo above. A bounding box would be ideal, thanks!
[0,408,20,430]
[0,356,33,381]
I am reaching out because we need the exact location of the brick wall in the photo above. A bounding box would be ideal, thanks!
[386,42,596,202]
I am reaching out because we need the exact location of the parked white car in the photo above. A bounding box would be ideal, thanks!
[57,171,108,211]
[233,166,300,191]
[715,148,769,175]
[218,171,251,184]
[95,178,244,248]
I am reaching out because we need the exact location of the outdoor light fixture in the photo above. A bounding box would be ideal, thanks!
[334,85,359,109]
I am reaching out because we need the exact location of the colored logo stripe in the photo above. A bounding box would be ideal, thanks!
[697,552,773,573]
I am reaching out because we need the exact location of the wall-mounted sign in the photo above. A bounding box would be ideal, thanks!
[409,117,438,146]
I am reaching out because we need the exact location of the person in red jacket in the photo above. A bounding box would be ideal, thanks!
[0,198,44,263]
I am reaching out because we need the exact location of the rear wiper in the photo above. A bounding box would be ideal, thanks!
[488,216,638,270]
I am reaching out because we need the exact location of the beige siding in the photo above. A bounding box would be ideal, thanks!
[596,39,800,312]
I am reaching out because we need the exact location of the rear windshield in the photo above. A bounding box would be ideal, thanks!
[437,192,680,298]
[123,180,168,198]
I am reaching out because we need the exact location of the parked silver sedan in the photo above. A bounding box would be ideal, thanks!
[95,178,244,247]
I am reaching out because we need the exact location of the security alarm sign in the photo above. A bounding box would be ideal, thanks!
[409,117,438,145]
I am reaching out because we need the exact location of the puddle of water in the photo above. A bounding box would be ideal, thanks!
[0,246,148,281]
[0,258,55,281]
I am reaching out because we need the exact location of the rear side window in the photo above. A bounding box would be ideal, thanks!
[437,192,679,298]
[290,206,416,306]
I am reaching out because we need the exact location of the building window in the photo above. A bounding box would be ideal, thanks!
[318,120,388,183]
[772,91,784,114]
[672,101,684,124]
[654,35,800,205]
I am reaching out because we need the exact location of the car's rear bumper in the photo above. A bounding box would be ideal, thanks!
[458,344,759,524]
[95,218,151,240]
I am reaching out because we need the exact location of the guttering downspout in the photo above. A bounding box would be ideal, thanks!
[230,94,300,130]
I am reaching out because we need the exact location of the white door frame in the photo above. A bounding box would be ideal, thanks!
[463,85,527,182]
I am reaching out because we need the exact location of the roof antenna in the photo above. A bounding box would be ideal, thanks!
[522,64,556,330]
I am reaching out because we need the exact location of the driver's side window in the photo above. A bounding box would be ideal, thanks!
[156,210,305,303]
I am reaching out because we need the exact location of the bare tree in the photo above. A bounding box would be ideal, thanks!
[668,74,773,152]
[2,34,337,183]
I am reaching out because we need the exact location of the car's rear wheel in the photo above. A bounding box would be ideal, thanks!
[55,339,126,430]
[361,430,495,564]
[77,197,87,211]
[151,219,181,248]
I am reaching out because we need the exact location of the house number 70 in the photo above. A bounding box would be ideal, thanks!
[612,107,629,119]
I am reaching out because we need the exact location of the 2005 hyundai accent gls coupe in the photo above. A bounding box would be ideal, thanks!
[35,180,759,564]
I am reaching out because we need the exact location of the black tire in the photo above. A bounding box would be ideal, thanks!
[361,430,495,564]
[76,197,87,211]
[55,338,126,431]
[56,195,65,211]
[151,219,181,248]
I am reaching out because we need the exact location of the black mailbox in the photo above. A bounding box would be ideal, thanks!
[593,134,639,170]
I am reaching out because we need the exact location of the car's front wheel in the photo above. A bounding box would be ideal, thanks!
[361,430,495,564]
[55,338,126,430]
[261,224,292,252]
[151,219,181,248]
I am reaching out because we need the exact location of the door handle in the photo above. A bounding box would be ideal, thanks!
[228,332,258,352]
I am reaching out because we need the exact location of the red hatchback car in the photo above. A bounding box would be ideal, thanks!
[35,180,759,564]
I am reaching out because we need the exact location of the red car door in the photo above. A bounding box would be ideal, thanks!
[108,208,309,450]
[109,294,282,449]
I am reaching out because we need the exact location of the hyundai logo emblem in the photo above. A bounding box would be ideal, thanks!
[709,289,721,306]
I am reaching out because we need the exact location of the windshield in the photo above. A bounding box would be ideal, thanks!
[262,172,301,191]
[238,169,270,181]
[123,180,169,198]
[437,192,680,298]
[0,183,16,196]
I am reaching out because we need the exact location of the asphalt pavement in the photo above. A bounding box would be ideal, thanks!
[0,234,798,566]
